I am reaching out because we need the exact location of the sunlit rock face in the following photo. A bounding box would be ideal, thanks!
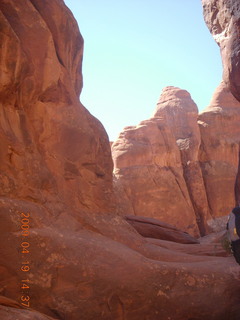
[202,0,240,102]
[153,87,212,235]
[112,86,211,237]
[1,1,240,320]
[0,0,114,214]
[112,83,240,236]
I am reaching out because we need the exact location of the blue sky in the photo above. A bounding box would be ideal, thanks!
[64,0,222,141]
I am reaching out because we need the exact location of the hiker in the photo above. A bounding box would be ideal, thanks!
[227,206,240,264]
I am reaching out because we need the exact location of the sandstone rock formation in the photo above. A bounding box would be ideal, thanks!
[112,86,211,236]
[0,307,56,320]
[153,87,212,235]
[202,0,240,102]
[2,197,240,320]
[112,80,240,236]
[198,81,240,218]
[202,0,240,218]
[0,0,114,215]
[125,215,200,244]
[1,1,240,320]
[0,295,56,320]
[148,230,230,257]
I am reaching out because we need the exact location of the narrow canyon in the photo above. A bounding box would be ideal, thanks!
[0,0,240,319]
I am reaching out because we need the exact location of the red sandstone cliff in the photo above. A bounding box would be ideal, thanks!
[199,82,240,219]
[0,0,114,214]
[112,87,206,236]
[1,1,240,320]
[112,82,240,236]
[112,0,240,238]
[202,0,240,102]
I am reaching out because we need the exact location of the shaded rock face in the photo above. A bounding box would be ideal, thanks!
[198,81,240,218]
[202,0,240,219]
[112,87,211,236]
[1,1,240,320]
[202,0,240,101]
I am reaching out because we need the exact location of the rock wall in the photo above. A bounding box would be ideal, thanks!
[112,87,210,236]
[202,0,240,102]
[112,0,240,237]
[112,84,240,236]
[202,0,240,213]
[0,0,114,214]
[153,87,212,235]
[1,1,240,320]
[199,82,240,218]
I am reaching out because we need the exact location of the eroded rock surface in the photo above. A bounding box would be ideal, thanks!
[0,296,57,319]
[199,82,240,218]
[202,0,240,101]
[1,1,240,320]
[153,87,212,235]
[0,0,114,215]
[112,87,210,236]
[202,0,240,220]
[112,81,240,237]
[125,215,200,244]
[1,197,240,320]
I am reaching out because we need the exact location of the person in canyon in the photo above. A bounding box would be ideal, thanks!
[227,206,240,264]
